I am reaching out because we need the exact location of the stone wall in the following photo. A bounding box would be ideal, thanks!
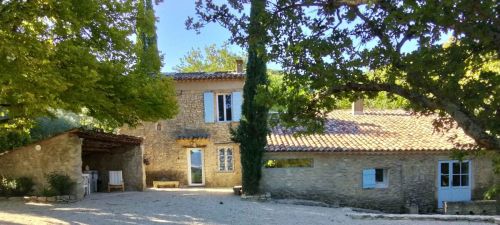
[260,152,497,213]
[120,79,243,187]
[83,145,145,192]
[0,133,84,198]
[444,200,498,215]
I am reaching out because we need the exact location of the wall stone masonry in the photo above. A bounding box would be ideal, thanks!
[0,133,84,198]
[120,79,244,187]
[444,200,498,215]
[260,152,497,213]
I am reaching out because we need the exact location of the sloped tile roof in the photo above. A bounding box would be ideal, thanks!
[166,72,245,81]
[266,110,476,153]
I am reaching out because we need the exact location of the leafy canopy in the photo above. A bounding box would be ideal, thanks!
[0,0,178,135]
[174,43,246,72]
[190,0,500,151]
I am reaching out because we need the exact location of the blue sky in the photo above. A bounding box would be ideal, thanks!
[154,1,448,72]
[154,1,244,72]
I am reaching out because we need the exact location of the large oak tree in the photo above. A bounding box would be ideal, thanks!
[0,0,177,134]
[189,0,499,151]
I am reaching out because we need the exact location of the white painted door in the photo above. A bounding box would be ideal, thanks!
[437,160,472,208]
[187,149,204,186]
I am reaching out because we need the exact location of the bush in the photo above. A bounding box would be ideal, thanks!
[46,172,75,195]
[0,176,34,197]
[39,187,57,197]
[11,177,34,196]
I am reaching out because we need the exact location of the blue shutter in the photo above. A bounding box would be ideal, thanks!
[362,169,376,189]
[204,92,215,123]
[232,91,243,121]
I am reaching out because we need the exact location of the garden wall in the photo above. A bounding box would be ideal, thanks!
[0,132,84,198]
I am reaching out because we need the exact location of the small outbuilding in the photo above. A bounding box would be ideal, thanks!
[262,108,498,213]
[0,129,145,199]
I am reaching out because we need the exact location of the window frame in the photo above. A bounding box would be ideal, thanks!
[374,168,389,189]
[216,93,233,122]
[217,147,234,172]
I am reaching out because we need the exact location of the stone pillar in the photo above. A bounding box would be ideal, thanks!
[121,145,145,191]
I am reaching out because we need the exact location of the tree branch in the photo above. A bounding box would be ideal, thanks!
[326,82,500,150]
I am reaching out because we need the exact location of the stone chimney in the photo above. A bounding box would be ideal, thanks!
[352,99,364,115]
[236,59,244,73]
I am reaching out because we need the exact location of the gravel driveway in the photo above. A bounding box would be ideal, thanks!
[0,188,491,225]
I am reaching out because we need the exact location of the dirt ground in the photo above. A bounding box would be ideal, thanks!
[0,188,492,225]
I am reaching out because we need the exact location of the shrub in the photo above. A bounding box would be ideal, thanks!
[11,177,34,196]
[0,176,34,197]
[46,172,75,195]
[39,187,57,197]
[0,177,15,197]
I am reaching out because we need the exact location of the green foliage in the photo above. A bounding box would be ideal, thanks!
[0,130,30,153]
[191,0,500,150]
[174,43,246,72]
[39,187,57,197]
[46,172,75,196]
[0,176,34,197]
[231,0,269,195]
[0,0,178,136]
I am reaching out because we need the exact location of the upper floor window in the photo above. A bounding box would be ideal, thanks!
[218,147,233,172]
[217,94,232,122]
[203,91,242,123]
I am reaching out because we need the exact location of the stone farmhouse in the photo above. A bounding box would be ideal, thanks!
[0,62,496,213]
[119,63,497,213]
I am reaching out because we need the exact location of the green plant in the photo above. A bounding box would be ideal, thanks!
[11,177,34,196]
[46,172,75,195]
[0,176,34,197]
[39,187,57,197]
[0,177,15,197]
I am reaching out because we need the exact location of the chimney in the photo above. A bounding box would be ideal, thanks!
[236,59,244,73]
[352,99,364,115]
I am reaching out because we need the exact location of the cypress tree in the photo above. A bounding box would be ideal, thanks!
[232,0,269,195]
[136,0,162,74]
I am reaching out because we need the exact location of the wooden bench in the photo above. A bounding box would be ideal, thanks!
[153,181,179,188]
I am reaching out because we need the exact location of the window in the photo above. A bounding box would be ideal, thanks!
[363,168,388,189]
[156,123,162,131]
[217,94,232,122]
[452,162,469,187]
[218,148,233,172]
[440,161,470,187]
[264,159,314,168]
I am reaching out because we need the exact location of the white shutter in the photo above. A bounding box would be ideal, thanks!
[362,169,376,189]
[204,92,215,123]
[232,91,242,121]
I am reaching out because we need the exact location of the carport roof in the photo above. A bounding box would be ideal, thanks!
[76,130,143,153]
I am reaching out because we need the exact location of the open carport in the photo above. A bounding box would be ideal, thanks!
[0,129,145,199]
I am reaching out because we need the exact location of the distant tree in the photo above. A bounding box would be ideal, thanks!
[0,0,177,151]
[231,0,269,195]
[174,44,246,72]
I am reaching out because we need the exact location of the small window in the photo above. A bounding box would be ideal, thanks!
[156,123,162,131]
[264,159,313,168]
[363,168,388,189]
[218,147,234,172]
[217,93,232,122]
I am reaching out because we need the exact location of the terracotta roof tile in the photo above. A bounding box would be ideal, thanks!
[166,72,245,81]
[266,110,476,153]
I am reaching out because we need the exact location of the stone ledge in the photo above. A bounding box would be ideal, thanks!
[347,212,500,224]
[273,199,332,208]
[241,192,271,202]
[22,195,78,204]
